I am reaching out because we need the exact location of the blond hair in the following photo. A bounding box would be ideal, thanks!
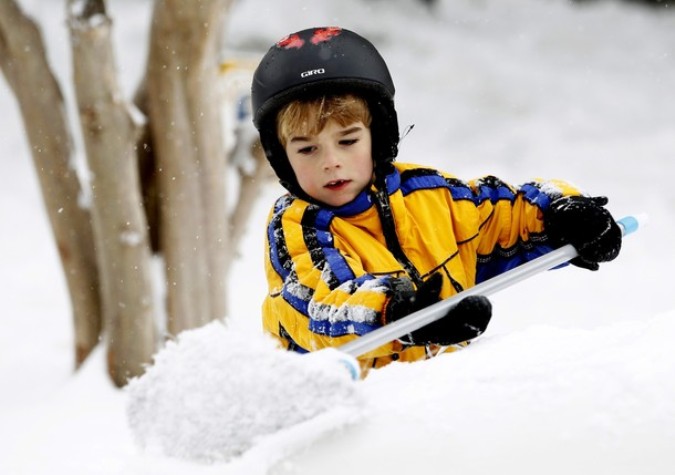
[276,94,372,148]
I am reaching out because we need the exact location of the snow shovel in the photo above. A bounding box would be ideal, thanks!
[335,214,643,376]
[126,215,642,463]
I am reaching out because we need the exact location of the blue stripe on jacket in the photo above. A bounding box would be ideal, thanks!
[309,319,380,337]
[314,208,356,284]
[400,170,476,202]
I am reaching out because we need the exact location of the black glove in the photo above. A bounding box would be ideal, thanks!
[544,195,622,271]
[385,273,492,346]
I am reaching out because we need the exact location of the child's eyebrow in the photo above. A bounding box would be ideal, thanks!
[289,126,363,143]
[340,126,363,136]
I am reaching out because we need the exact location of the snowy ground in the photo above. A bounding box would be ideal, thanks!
[2,0,675,474]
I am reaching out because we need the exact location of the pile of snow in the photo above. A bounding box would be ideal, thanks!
[126,322,362,464]
[124,312,675,473]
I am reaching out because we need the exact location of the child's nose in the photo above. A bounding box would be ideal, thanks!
[322,148,341,170]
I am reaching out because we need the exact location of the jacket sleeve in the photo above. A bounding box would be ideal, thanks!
[262,197,400,359]
[467,175,582,283]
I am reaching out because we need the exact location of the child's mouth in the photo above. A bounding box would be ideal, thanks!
[325,179,350,190]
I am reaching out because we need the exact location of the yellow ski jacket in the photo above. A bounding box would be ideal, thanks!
[262,162,580,374]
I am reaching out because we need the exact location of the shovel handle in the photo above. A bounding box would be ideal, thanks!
[337,215,642,359]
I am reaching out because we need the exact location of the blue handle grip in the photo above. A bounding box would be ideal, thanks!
[617,215,641,237]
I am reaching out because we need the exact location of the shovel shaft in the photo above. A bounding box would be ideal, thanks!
[338,215,640,359]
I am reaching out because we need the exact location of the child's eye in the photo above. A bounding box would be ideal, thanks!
[297,146,315,155]
[340,138,358,146]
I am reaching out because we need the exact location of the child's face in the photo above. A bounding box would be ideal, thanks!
[285,120,373,207]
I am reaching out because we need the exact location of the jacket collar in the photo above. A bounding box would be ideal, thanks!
[324,167,401,217]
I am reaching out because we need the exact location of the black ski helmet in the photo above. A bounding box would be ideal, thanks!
[251,27,399,195]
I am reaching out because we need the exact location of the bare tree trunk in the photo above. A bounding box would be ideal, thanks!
[0,0,102,367]
[67,0,157,386]
[147,0,231,335]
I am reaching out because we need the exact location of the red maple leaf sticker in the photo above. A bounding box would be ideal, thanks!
[276,33,305,49]
[310,27,342,45]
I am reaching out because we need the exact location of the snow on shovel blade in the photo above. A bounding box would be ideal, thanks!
[126,321,362,463]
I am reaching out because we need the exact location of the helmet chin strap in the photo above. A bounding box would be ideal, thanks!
[373,160,394,192]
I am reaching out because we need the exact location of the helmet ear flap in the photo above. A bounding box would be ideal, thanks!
[367,97,399,179]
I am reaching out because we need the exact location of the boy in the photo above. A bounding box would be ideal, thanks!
[251,27,622,374]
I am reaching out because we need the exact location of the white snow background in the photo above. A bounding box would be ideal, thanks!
[2,0,675,474]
